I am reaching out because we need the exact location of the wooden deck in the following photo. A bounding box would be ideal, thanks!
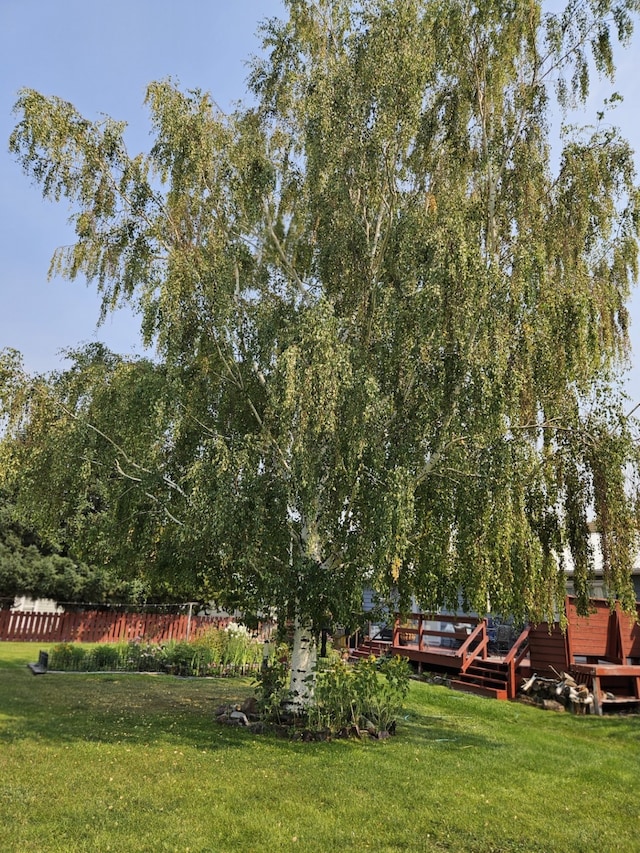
[358,596,640,712]
[383,613,530,700]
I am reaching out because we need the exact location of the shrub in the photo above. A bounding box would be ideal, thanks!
[253,643,291,720]
[84,644,122,671]
[309,654,411,736]
[223,622,262,669]
[163,641,202,676]
[309,654,357,731]
[133,642,168,672]
[49,642,87,671]
[190,627,225,666]
[354,654,411,734]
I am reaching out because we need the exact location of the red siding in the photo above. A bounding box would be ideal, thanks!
[566,598,615,661]
[617,603,640,661]
[528,622,568,676]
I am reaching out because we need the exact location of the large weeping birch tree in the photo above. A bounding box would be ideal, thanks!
[3,0,640,705]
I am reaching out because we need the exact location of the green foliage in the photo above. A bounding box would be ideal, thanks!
[253,643,292,719]
[47,624,264,676]
[310,654,411,734]
[252,644,411,734]
[221,622,263,668]
[0,485,175,608]
[3,0,640,655]
[49,642,88,671]
[308,653,357,731]
[83,643,126,671]
[127,641,169,673]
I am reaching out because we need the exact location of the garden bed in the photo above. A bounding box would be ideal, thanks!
[45,622,265,678]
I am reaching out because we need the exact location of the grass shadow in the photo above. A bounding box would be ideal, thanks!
[0,667,259,751]
[0,665,503,757]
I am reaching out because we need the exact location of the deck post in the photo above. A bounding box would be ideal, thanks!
[592,675,602,716]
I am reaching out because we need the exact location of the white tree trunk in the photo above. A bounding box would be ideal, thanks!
[286,617,317,712]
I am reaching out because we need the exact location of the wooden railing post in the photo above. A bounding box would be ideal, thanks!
[502,625,531,699]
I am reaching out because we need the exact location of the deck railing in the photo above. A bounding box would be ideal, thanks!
[501,625,531,698]
[392,612,485,662]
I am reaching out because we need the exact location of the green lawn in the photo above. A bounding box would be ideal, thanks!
[1,641,639,852]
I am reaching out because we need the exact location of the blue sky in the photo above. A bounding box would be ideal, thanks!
[1,0,639,407]
[0,0,285,372]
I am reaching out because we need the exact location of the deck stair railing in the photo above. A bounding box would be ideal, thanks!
[501,625,531,698]
[389,612,532,700]
[458,621,489,672]
[450,622,528,700]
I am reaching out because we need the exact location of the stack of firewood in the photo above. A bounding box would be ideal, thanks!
[519,671,593,713]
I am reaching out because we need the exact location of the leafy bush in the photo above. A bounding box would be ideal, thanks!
[354,654,411,734]
[253,643,291,720]
[223,622,263,669]
[49,642,87,671]
[309,654,356,731]
[309,654,411,735]
[190,627,225,663]
[84,644,123,671]
[131,642,168,672]
[163,641,200,676]
[190,622,263,673]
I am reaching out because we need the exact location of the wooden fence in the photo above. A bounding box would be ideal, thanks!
[0,609,236,644]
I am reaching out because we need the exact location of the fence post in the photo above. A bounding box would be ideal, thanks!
[186,602,195,641]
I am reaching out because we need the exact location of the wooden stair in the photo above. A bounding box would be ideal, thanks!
[349,639,392,660]
[450,659,509,700]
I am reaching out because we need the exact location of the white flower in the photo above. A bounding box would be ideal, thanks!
[224,621,250,638]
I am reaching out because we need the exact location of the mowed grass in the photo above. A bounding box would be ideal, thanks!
[1,642,639,853]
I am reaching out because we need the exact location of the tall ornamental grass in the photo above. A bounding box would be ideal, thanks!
[48,622,264,676]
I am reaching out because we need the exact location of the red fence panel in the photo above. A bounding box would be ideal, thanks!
[0,610,66,642]
[0,609,258,644]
